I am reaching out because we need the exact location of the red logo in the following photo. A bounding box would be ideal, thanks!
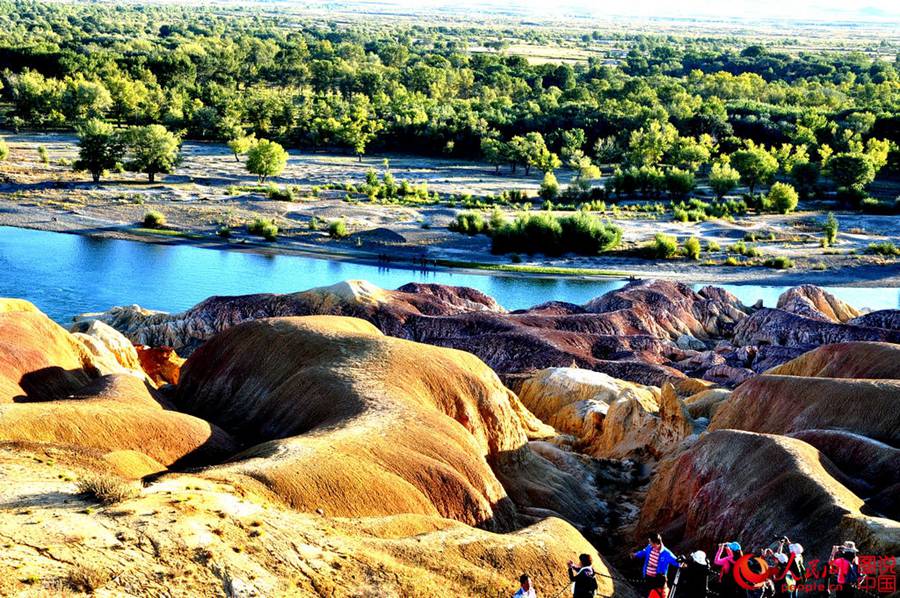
[734,553,795,590]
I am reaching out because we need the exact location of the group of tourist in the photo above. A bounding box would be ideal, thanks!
[511,534,865,598]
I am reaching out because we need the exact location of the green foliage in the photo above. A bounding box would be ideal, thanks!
[37,145,49,164]
[683,236,702,260]
[766,182,799,214]
[248,218,278,241]
[539,171,560,201]
[730,146,778,195]
[142,210,166,228]
[673,198,747,222]
[706,240,721,252]
[866,241,900,256]
[822,212,838,246]
[709,162,741,198]
[0,137,8,162]
[267,186,294,201]
[73,119,122,182]
[664,168,695,198]
[450,212,489,235]
[790,160,820,199]
[124,124,181,182]
[647,233,679,259]
[328,219,349,239]
[216,225,231,238]
[227,134,256,162]
[246,139,288,183]
[828,153,876,199]
[763,256,794,269]
[728,240,761,258]
[491,212,621,256]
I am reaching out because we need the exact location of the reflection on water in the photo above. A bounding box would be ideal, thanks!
[0,226,897,323]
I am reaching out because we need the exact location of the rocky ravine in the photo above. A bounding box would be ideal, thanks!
[0,280,897,596]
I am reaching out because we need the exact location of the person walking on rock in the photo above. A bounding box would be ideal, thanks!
[567,554,599,598]
[634,533,679,598]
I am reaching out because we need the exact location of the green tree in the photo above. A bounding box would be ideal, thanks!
[73,119,123,182]
[790,161,820,199]
[481,137,507,174]
[766,182,799,214]
[62,77,112,123]
[227,134,256,162]
[509,132,558,176]
[828,153,876,195]
[338,94,382,162]
[246,139,289,183]
[625,121,677,167]
[708,162,741,198]
[664,168,695,198]
[124,124,182,183]
[731,146,778,195]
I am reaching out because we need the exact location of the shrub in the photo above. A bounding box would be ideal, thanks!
[764,256,794,269]
[491,212,621,256]
[248,218,278,241]
[450,212,489,235]
[142,210,166,229]
[216,225,231,238]
[0,137,8,161]
[308,216,319,231]
[664,168,695,198]
[706,240,721,252]
[728,241,760,258]
[683,236,702,260]
[267,186,294,201]
[328,219,349,239]
[647,233,679,259]
[767,182,799,214]
[67,564,111,593]
[77,473,138,505]
[38,145,49,164]
[866,241,900,256]
[709,162,741,198]
[539,171,559,201]
[822,212,838,246]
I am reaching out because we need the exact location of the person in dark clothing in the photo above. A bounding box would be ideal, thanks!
[677,551,710,597]
[568,553,599,598]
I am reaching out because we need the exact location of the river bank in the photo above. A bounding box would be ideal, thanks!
[1,132,898,288]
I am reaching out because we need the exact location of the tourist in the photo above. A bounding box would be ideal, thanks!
[633,533,679,598]
[513,573,536,598]
[829,541,861,598]
[776,539,805,598]
[677,550,710,597]
[714,541,743,598]
[567,554,599,598]
[772,552,792,598]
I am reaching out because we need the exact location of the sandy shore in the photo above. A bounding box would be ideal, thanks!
[1,132,898,287]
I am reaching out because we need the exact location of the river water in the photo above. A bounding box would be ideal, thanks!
[0,226,897,322]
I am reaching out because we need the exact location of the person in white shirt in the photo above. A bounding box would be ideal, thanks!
[513,573,537,598]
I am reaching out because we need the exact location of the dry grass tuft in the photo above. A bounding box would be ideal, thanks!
[77,473,139,505]
[67,564,111,593]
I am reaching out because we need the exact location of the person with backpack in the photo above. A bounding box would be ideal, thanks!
[567,554,599,598]
[633,533,679,598]
[776,539,805,598]
[677,551,711,597]
[829,541,861,597]
[513,573,536,598]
